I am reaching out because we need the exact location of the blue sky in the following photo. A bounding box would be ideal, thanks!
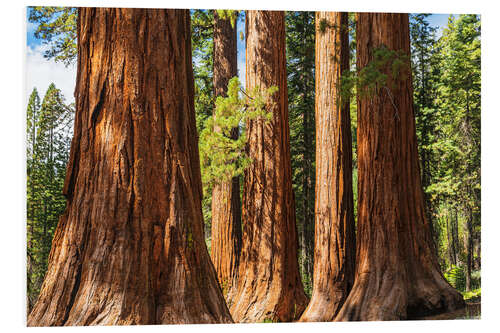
[26,11,454,105]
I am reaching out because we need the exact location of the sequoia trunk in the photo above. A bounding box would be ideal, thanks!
[335,13,465,321]
[210,10,242,299]
[228,10,308,322]
[299,12,356,322]
[27,8,233,326]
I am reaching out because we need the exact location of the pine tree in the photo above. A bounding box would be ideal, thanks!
[285,11,316,295]
[410,14,442,253]
[28,6,77,65]
[26,84,73,314]
[433,14,481,291]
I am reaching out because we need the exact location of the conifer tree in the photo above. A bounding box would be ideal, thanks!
[26,84,73,313]
[285,11,316,293]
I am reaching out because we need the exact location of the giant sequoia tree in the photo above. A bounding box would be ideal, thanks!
[27,8,232,326]
[334,13,465,321]
[228,10,308,322]
[299,11,355,322]
[210,10,242,298]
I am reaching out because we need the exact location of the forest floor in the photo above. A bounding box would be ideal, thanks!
[412,296,481,320]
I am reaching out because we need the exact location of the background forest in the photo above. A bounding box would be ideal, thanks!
[25,8,481,316]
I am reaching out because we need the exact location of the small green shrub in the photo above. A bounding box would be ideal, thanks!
[444,265,466,291]
[462,287,481,301]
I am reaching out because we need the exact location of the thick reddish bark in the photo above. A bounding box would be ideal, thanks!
[27,8,233,326]
[299,12,355,322]
[335,13,465,321]
[210,10,242,299]
[228,10,308,322]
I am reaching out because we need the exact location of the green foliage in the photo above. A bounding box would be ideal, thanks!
[410,15,481,278]
[462,287,481,301]
[319,18,328,33]
[341,45,410,103]
[216,10,238,28]
[199,77,276,193]
[286,11,316,296]
[26,84,74,313]
[444,266,481,293]
[444,265,466,291]
[28,7,77,66]
[191,9,216,233]
[191,10,215,135]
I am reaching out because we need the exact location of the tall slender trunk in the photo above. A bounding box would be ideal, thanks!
[210,10,242,301]
[453,208,460,265]
[446,212,457,266]
[228,10,308,323]
[27,8,233,326]
[465,208,473,291]
[335,13,464,321]
[299,12,355,322]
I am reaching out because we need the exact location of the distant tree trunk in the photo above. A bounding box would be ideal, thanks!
[335,13,465,321]
[446,213,457,266]
[210,10,242,300]
[27,8,233,326]
[465,208,473,291]
[228,10,308,323]
[452,208,460,265]
[473,232,480,270]
[299,11,355,322]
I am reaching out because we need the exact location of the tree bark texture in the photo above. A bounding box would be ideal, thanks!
[210,10,242,299]
[228,10,308,323]
[335,13,465,321]
[27,8,233,326]
[299,12,356,322]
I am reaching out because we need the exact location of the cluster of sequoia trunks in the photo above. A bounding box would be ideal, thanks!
[27,8,464,326]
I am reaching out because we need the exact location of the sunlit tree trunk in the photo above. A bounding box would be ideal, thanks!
[228,10,308,323]
[210,10,242,300]
[27,8,233,326]
[335,13,464,321]
[299,11,355,322]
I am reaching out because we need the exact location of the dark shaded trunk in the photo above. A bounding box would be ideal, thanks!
[299,11,355,322]
[446,213,457,266]
[228,10,308,323]
[210,10,242,300]
[473,233,480,270]
[465,209,473,291]
[452,208,460,265]
[335,13,464,321]
[27,8,232,326]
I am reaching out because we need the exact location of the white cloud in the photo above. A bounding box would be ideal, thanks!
[25,44,76,106]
